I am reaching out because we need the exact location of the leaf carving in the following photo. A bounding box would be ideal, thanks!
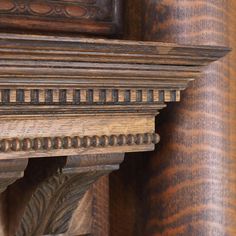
[16,171,106,236]
[13,154,124,236]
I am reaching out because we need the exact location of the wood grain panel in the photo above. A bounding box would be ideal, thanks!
[143,0,236,235]
[0,116,154,139]
[0,193,7,236]
[110,153,148,236]
[110,4,148,235]
[229,2,236,235]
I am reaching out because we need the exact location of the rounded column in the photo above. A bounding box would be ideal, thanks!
[143,1,236,235]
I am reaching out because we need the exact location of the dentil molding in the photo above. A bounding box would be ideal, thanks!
[0,33,229,235]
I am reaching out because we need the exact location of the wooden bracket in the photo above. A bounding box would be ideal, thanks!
[0,33,229,235]
[7,154,124,236]
[0,159,28,194]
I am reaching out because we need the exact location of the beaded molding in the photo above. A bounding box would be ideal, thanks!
[0,133,160,153]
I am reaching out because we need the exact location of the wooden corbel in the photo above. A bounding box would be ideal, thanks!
[0,33,228,235]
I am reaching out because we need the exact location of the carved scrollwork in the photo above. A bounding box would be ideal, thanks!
[8,154,124,236]
[17,172,98,235]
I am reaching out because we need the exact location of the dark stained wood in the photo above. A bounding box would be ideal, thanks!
[0,159,28,193]
[123,0,142,40]
[0,33,227,160]
[68,176,110,236]
[229,1,236,233]
[110,153,149,236]
[109,4,148,234]
[0,192,7,236]
[0,159,28,235]
[91,176,110,236]
[7,154,124,236]
[0,6,230,235]
[143,0,236,235]
[0,0,122,35]
[68,188,94,235]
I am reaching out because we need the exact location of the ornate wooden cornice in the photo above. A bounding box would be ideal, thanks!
[0,33,229,235]
[0,33,229,158]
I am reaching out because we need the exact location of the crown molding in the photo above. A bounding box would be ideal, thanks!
[0,33,229,236]
[0,33,229,158]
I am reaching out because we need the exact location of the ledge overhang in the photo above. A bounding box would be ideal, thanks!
[0,33,229,159]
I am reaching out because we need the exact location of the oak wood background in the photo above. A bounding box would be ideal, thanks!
[110,0,236,235]
[229,2,236,235]
[143,1,236,235]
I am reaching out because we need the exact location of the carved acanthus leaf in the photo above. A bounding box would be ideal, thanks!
[12,154,124,236]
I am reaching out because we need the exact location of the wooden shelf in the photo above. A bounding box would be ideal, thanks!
[0,33,229,236]
[0,33,229,159]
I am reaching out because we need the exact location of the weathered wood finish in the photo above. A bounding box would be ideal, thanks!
[0,0,122,35]
[143,1,236,235]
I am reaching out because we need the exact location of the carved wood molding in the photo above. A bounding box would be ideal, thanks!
[0,88,180,106]
[0,133,159,153]
[0,0,122,34]
[8,154,124,236]
[0,33,229,235]
[0,33,228,159]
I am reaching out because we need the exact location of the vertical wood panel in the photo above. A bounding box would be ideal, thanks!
[143,0,236,235]
[110,153,148,236]
[110,1,147,235]
[0,193,7,236]
[229,2,236,235]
